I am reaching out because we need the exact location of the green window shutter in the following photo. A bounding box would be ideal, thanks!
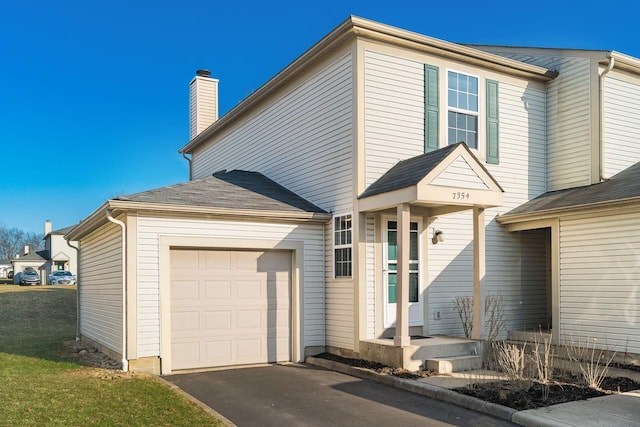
[424,64,439,152]
[486,79,499,164]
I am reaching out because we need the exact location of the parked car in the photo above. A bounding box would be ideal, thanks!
[20,270,41,286]
[49,270,76,285]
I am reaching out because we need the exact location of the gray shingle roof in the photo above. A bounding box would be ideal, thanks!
[359,143,464,199]
[50,226,74,235]
[12,250,49,262]
[503,161,640,217]
[115,170,327,214]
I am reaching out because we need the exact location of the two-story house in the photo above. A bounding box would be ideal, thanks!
[11,220,78,284]
[43,220,78,279]
[67,16,640,374]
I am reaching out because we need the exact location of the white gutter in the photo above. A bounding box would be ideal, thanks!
[106,209,129,372]
[65,238,81,341]
[181,152,192,180]
[599,53,615,182]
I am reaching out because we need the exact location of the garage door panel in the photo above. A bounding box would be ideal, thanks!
[205,311,231,329]
[236,309,263,329]
[171,250,200,269]
[236,280,266,300]
[172,280,200,299]
[170,249,291,371]
[204,279,231,300]
[202,251,232,270]
[172,342,200,363]
[172,311,199,331]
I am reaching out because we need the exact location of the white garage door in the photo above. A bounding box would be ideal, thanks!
[170,249,292,370]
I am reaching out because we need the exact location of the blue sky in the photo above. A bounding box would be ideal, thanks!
[1,0,638,234]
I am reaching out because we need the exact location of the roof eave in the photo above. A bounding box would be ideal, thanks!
[66,200,331,241]
[180,16,556,154]
[601,51,640,75]
[351,17,557,82]
[497,196,640,224]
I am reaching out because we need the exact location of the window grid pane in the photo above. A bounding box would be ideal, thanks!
[448,112,478,148]
[334,214,353,278]
[448,71,479,148]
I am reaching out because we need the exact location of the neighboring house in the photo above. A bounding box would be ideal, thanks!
[0,259,11,279]
[67,16,640,375]
[43,220,78,280]
[11,221,78,284]
[11,245,48,284]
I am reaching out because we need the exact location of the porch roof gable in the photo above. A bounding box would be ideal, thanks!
[358,143,503,212]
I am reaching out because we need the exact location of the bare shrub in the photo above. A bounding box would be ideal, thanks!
[452,295,473,338]
[564,335,616,390]
[530,334,554,400]
[495,341,527,381]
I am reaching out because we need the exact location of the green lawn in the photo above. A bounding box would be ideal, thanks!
[0,284,223,426]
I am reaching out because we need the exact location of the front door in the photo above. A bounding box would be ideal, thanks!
[384,218,423,327]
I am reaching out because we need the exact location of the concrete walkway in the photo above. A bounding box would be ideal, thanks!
[307,357,640,427]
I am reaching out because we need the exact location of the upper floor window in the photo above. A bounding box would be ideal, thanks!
[333,214,352,278]
[447,71,478,149]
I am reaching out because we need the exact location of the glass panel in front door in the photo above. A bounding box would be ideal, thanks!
[387,221,419,303]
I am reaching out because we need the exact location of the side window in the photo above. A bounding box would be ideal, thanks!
[447,71,479,149]
[333,214,352,278]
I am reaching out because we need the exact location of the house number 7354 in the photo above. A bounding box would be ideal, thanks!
[452,192,470,200]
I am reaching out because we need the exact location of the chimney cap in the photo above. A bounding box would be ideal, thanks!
[196,69,211,78]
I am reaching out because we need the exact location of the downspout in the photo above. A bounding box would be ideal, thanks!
[65,239,81,341]
[182,152,192,180]
[106,209,129,372]
[599,53,615,182]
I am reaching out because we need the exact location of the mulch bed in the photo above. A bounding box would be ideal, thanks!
[314,352,640,411]
[314,352,435,379]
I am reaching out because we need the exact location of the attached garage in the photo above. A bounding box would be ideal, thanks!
[66,170,329,375]
[170,249,292,371]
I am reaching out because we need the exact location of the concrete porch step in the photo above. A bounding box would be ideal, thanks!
[425,355,483,374]
[412,340,481,360]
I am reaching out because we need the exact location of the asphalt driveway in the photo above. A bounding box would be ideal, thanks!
[165,363,516,427]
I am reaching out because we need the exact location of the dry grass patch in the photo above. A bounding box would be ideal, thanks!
[0,284,223,426]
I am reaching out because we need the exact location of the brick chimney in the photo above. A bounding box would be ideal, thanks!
[189,69,219,139]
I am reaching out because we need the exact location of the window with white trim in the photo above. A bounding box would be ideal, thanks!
[333,214,352,278]
[447,70,479,149]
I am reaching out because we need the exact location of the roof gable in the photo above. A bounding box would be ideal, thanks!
[431,155,490,190]
[359,143,503,212]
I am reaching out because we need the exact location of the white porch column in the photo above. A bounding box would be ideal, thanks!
[394,203,411,347]
[472,207,485,340]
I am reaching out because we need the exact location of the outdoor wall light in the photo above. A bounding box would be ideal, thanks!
[432,230,444,244]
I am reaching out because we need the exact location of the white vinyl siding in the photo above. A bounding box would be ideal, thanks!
[78,221,123,354]
[473,50,593,191]
[365,215,376,339]
[364,50,425,186]
[191,51,354,214]
[559,211,640,354]
[325,223,354,349]
[428,82,548,337]
[431,156,489,190]
[603,75,640,178]
[135,215,325,358]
